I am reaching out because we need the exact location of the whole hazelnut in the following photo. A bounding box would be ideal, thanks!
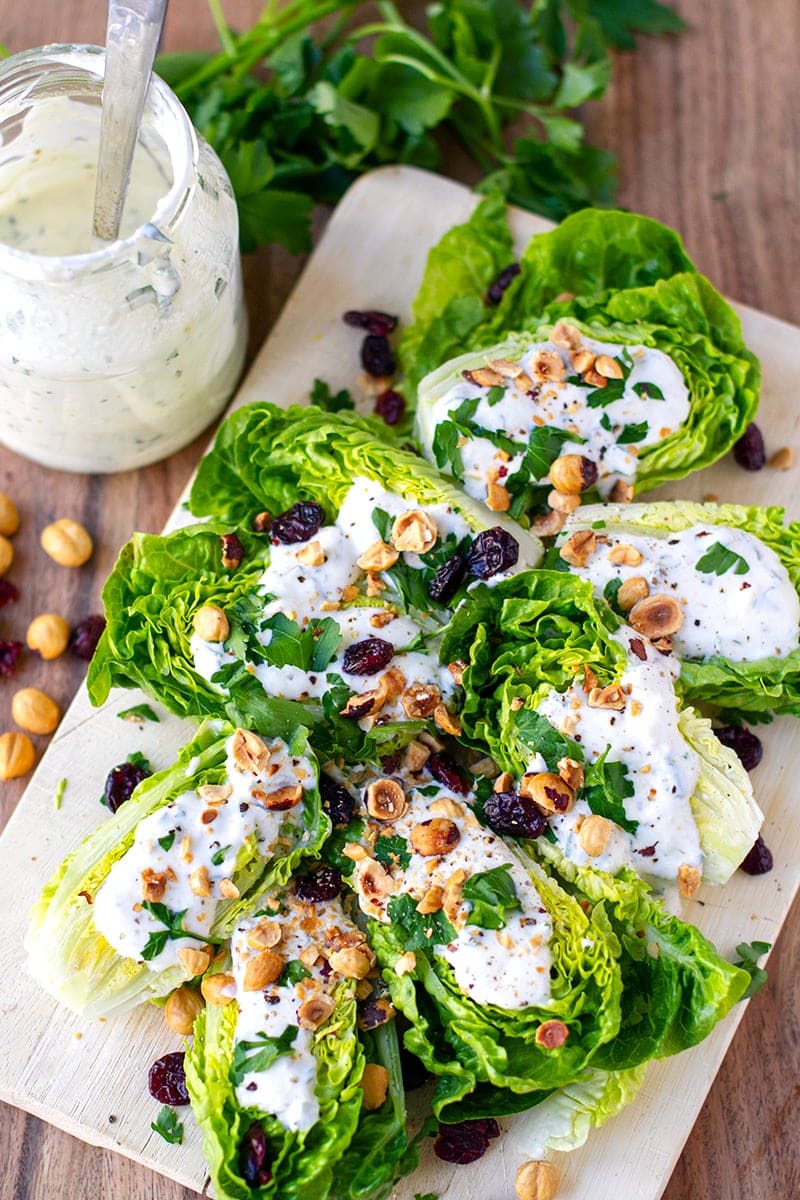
[40,518,93,567]
[12,687,61,735]
[0,492,19,537]
[26,614,70,660]
[0,731,35,780]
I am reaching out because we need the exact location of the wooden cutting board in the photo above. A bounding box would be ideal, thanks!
[0,166,797,1200]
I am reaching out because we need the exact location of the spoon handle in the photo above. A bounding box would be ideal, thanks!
[92,0,170,242]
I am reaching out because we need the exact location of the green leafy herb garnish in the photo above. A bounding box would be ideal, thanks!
[582,747,638,833]
[732,940,771,998]
[157,832,176,853]
[231,1026,298,1086]
[617,421,649,444]
[603,577,624,614]
[211,844,232,867]
[118,703,160,723]
[486,385,506,406]
[374,834,412,870]
[387,893,457,952]
[279,960,313,987]
[140,903,217,961]
[695,541,750,577]
[151,1105,183,1144]
[126,750,152,772]
[633,381,665,401]
[310,377,355,413]
[54,778,67,811]
[463,865,521,930]
[514,709,583,770]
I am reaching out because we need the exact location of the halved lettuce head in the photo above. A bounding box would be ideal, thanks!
[440,570,761,884]
[562,499,800,720]
[25,722,328,1017]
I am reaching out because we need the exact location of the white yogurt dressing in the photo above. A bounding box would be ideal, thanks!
[230,896,359,1130]
[536,630,702,881]
[563,522,800,661]
[93,733,315,968]
[349,767,553,1009]
[430,334,689,502]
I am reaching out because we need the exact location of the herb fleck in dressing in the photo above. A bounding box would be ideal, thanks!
[93,733,315,968]
[426,334,689,502]
[564,523,800,661]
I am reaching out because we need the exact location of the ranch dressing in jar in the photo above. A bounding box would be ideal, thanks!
[0,45,247,472]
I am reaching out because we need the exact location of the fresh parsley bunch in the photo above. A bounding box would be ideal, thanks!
[157,0,684,252]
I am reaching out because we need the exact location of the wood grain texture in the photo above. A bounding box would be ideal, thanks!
[0,3,797,1199]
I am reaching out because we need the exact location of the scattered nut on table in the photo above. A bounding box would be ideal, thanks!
[0,731,35,780]
[40,518,93,567]
[0,533,13,576]
[515,1158,560,1200]
[0,491,19,537]
[12,687,61,735]
[26,613,70,660]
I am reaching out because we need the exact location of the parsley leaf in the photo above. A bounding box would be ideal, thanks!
[463,865,521,930]
[126,750,152,772]
[279,959,313,986]
[211,844,232,866]
[582,747,638,833]
[695,541,750,577]
[732,940,771,998]
[157,832,176,853]
[140,902,217,961]
[431,420,464,481]
[513,709,583,769]
[118,703,160,723]
[387,893,457,952]
[310,377,355,413]
[151,1105,183,1145]
[617,421,649,444]
[374,834,412,870]
[603,577,624,614]
[632,381,665,401]
[371,507,394,542]
[231,1026,298,1086]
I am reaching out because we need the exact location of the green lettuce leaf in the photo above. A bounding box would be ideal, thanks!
[513,1062,647,1153]
[563,499,800,719]
[24,722,327,1018]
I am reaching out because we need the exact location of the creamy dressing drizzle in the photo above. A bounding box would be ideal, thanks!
[230,896,358,1130]
[563,523,800,661]
[430,335,689,501]
[348,766,553,1009]
[93,734,315,968]
[537,630,702,880]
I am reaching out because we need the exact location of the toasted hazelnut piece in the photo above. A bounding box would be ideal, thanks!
[359,1062,390,1111]
[260,783,303,810]
[374,666,406,707]
[472,756,500,779]
[391,510,438,554]
[678,863,702,898]
[577,814,614,856]
[219,878,240,899]
[197,783,233,806]
[486,477,511,512]
[652,635,674,654]
[583,367,607,388]
[403,739,431,773]
[608,542,643,566]
[587,684,627,711]
[410,817,460,857]
[357,540,399,572]
[447,659,467,687]
[419,729,446,753]
[189,865,212,898]
[329,944,375,980]
[366,572,385,597]
[551,321,581,351]
[515,1159,561,1200]
[394,951,417,977]
[535,1019,569,1049]
[340,690,379,720]
[358,371,394,396]
[252,511,272,532]
[343,842,369,862]
[550,454,599,496]
[296,539,325,567]
[559,529,597,567]
[416,885,444,914]
[192,603,230,642]
[141,868,168,903]
[400,682,441,719]
[618,576,650,611]
[557,757,584,791]
[243,948,284,990]
[494,771,515,793]
[0,534,12,575]
[26,613,70,660]
[165,986,205,1035]
[488,357,524,378]
[366,777,408,821]
[247,919,282,950]
[40,518,93,567]
[443,868,468,924]
[594,354,623,379]
[12,687,60,735]
[520,771,574,814]
[299,943,321,969]
[629,593,684,639]
[547,488,580,514]
[0,491,19,537]
[370,609,396,629]
[201,972,236,1006]
[0,731,35,780]
[429,798,465,821]
[610,479,634,503]
[433,704,462,736]
[356,978,374,1000]
[531,349,566,382]
[231,728,271,773]
[532,509,565,537]
[297,992,336,1030]
[465,366,505,388]
[357,996,396,1030]
[570,348,595,374]
[178,945,214,977]
[359,858,396,901]
[769,446,794,470]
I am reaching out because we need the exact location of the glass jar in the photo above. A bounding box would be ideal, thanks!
[0,45,247,473]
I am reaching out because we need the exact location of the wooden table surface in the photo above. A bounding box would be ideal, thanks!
[0,3,797,1199]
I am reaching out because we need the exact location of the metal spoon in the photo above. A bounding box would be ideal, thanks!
[92,0,170,242]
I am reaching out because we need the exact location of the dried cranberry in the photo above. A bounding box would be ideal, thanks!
[484,792,548,839]
[0,579,18,607]
[320,773,356,826]
[294,863,342,902]
[428,553,467,604]
[380,752,402,774]
[343,309,398,337]
[739,833,773,875]
[427,753,470,796]
[733,423,766,470]
[466,527,519,579]
[103,759,150,812]
[0,639,23,677]
[714,724,763,771]
[361,335,396,378]
[374,389,406,426]
[148,1051,189,1106]
[239,1122,272,1187]
[271,501,324,544]
[220,532,244,569]
[69,614,106,660]
[342,637,394,676]
[433,1117,500,1165]
[487,262,521,305]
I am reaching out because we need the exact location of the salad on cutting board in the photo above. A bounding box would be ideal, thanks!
[25,204,791,1200]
